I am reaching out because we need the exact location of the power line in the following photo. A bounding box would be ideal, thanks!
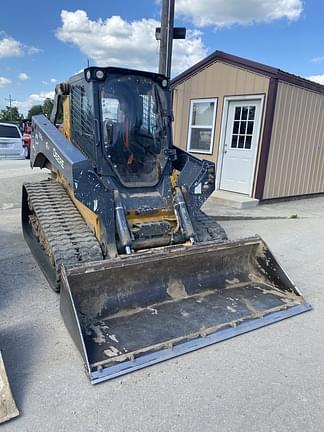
[4,94,17,121]
[5,94,16,109]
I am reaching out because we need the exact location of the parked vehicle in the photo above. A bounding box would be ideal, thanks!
[0,122,27,159]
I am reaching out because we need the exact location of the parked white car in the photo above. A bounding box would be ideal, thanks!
[0,122,27,159]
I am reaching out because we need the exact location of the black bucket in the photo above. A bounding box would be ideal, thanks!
[60,236,311,384]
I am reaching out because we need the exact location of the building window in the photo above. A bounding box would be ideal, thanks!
[187,98,217,154]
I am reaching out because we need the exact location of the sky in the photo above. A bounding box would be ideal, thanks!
[1,0,324,116]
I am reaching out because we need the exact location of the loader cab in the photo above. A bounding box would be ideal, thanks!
[69,67,173,188]
[100,72,171,187]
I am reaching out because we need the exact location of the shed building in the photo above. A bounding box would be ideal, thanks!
[171,51,324,202]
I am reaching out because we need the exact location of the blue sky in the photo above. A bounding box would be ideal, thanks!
[0,0,324,115]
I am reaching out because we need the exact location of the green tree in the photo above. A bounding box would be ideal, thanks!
[27,104,43,119]
[43,98,54,119]
[0,106,22,122]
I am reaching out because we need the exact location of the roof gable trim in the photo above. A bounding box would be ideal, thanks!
[171,50,324,95]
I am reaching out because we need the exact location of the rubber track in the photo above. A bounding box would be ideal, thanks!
[193,210,228,243]
[24,179,103,288]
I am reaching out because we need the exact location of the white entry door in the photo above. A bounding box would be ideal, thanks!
[220,99,262,195]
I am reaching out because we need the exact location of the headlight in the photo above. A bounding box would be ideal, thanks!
[96,70,105,80]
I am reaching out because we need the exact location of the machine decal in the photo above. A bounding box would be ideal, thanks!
[53,147,65,169]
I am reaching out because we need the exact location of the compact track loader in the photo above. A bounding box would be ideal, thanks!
[22,67,311,383]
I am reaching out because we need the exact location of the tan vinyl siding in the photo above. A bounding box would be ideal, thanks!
[263,82,324,199]
[172,61,270,165]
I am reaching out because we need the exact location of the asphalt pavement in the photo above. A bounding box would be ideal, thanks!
[0,160,324,432]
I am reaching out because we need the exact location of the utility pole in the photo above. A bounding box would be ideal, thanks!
[156,0,186,78]
[5,94,16,121]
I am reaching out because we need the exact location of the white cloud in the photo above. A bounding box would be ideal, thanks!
[311,56,324,64]
[0,36,22,58]
[42,78,57,85]
[0,77,11,88]
[306,74,324,86]
[176,0,303,27]
[29,91,55,103]
[19,72,30,81]
[56,10,207,75]
[0,33,41,59]
[16,91,55,115]
[41,78,57,85]
[172,29,207,73]
[27,46,41,55]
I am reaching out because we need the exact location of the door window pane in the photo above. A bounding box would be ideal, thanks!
[188,99,217,153]
[231,135,238,148]
[230,104,256,150]
[247,121,254,135]
[238,135,245,148]
[248,106,255,120]
[240,121,247,134]
[245,135,252,149]
[242,106,248,120]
